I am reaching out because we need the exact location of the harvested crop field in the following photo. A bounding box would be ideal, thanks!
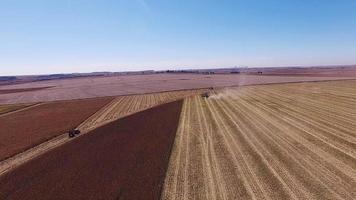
[162,80,356,200]
[79,89,205,132]
[0,100,183,200]
[0,97,113,161]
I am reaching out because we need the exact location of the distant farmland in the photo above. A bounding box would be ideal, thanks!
[163,80,356,200]
[1,73,354,104]
[0,86,53,95]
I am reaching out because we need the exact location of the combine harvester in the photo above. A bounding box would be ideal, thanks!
[201,87,214,98]
[201,92,210,98]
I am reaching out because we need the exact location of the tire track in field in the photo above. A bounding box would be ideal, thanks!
[215,98,298,200]
[206,99,263,200]
[241,88,356,167]
[163,80,356,200]
[257,87,356,138]
[235,89,356,179]
[236,96,356,198]
[199,97,229,199]
[182,98,191,200]
[229,87,356,163]
[226,97,354,199]
[194,97,218,199]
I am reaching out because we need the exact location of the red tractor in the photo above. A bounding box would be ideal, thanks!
[68,129,81,138]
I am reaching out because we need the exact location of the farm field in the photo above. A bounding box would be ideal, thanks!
[79,89,205,132]
[0,90,203,176]
[0,100,183,200]
[256,66,356,77]
[0,97,113,161]
[0,73,354,104]
[0,86,53,94]
[0,104,33,115]
[162,80,356,200]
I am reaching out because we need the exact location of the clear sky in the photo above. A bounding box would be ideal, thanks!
[1,0,356,75]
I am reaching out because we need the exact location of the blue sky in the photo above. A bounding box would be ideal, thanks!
[1,0,356,75]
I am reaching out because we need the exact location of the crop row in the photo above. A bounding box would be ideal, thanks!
[162,80,356,200]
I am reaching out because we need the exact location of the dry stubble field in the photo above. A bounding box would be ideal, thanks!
[0,104,32,115]
[79,89,205,132]
[162,80,356,200]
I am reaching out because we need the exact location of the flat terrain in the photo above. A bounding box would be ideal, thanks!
[0,100,183,200]
[163,80,356,200]
[79,89,205,132]
[0,86,53,94]
[0,97,113,161]
[0,90,202,176]
[0,104,32,115]
[257,66,356,77]
[0,73,354,104]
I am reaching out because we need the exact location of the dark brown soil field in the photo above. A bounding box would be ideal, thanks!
[0,97,113,161]
[1,73,355,104]
[0,86,53,94]
[0,100,183,200]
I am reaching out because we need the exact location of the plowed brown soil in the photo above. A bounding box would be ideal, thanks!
[163,80,356,200]
[0,90,201,176]
[0,97,113,161]
[0,100,183,200]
